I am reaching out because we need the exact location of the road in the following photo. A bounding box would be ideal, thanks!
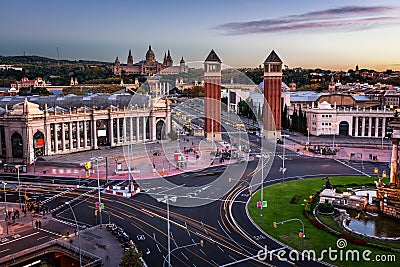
[0,137,389,266]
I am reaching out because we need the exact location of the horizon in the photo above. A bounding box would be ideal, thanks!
[2,53,399,73]
[1,0,400,71]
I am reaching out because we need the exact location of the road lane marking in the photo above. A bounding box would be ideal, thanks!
[0,232,40,246]
[334,159,371,177]
[0,248,10,253]
[37,236,48,241]
[181,252,188,260]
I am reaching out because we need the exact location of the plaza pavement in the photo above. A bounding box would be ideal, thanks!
[0,132,392,181]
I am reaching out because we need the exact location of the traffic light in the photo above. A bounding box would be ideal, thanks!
[84,162,91,171]
[299,231,303,238]
[374,168,378,174]
[273,222,277,228]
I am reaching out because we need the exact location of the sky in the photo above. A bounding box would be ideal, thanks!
[1,0,400,71]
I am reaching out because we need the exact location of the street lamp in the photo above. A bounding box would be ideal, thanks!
[2,182,8,235]
[66,201,82,267]
[15,165,21,209]
[281,134,289,183]
[307,127,310,145]
[332,122,337,154]
[90,157,104,228]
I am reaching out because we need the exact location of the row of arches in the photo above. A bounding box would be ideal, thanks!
[10,131,45,159]
[9,120,167,159]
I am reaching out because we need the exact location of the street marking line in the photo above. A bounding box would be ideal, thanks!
[334,159,371,177]
[0,248,10,253]
[181,252,188,260]
[0,232,40,246]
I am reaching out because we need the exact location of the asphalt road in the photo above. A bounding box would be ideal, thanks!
[0,137,389,266]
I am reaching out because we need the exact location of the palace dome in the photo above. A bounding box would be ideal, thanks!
[146,45,155,62]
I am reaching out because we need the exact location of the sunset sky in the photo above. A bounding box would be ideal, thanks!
[1,0,400,71]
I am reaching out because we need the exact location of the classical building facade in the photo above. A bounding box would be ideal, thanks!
[113,46,187,76]
[305,101,393,137]
[0,94,170,165]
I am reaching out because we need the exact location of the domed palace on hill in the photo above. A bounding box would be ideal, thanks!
[113,46,187,76]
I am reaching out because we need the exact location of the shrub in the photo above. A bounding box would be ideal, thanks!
[318,202,334,213]
[290,194,301,204]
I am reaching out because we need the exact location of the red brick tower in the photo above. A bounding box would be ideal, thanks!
[204,49,222,141]
[263,50,283,139]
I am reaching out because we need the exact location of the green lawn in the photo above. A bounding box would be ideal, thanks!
[248,176,400,267]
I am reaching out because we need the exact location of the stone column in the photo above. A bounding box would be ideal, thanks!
[382,117,386,137]
[83,121,88,148]
[116,118,120,144]
[368,117,372,137]
[110,118,114,146]
[123,117,127,143]
[136,117,140,142]
[354,117,359,136]
[361,117,366,137]
[76,122,81,149]
[54,123,58,153]
[143,117,147,141]
[390,139,398,187]
[375,117,379,137]
[92,120,98,149]
[130,117,133,143]
[61,123,66,151]
[69,122,73,150]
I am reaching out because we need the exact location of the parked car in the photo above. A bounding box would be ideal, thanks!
[276,138,284,144]
[106,223,117,231]
[118,233,130,243]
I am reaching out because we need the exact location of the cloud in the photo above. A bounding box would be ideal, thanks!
[215,6,400,35]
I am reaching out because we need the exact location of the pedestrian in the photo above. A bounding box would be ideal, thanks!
[35,220,38,228]
[38,220,42,228]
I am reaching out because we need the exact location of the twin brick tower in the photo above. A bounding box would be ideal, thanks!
[203,49,283,140]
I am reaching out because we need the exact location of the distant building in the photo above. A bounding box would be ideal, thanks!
[113,46,187,76]
[0,65,22,71]
[304,101,393,137]
[11,77,51,90]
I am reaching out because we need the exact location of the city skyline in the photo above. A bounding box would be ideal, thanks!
[1,0,400,71]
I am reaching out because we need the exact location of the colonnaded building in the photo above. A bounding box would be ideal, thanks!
[0,94,171,165]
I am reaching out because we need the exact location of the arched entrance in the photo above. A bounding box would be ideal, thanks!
[339,121,349,136]
[33,131,45,157]
[11,132,23,158]
[156,120,166,140]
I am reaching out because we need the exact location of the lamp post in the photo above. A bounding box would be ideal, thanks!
[2,182,8,235]
[332,122,337,155]
[158,196,172,267]
[66,201,82,267]
[90,157,103,228]
[256,135,265,225]
[307,127,310,145]
[15,165,21,209]
[281,134,289,183]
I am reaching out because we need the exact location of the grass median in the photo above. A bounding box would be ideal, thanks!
[248,176,400,267]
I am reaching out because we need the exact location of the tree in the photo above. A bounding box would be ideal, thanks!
[119,246,143,267]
